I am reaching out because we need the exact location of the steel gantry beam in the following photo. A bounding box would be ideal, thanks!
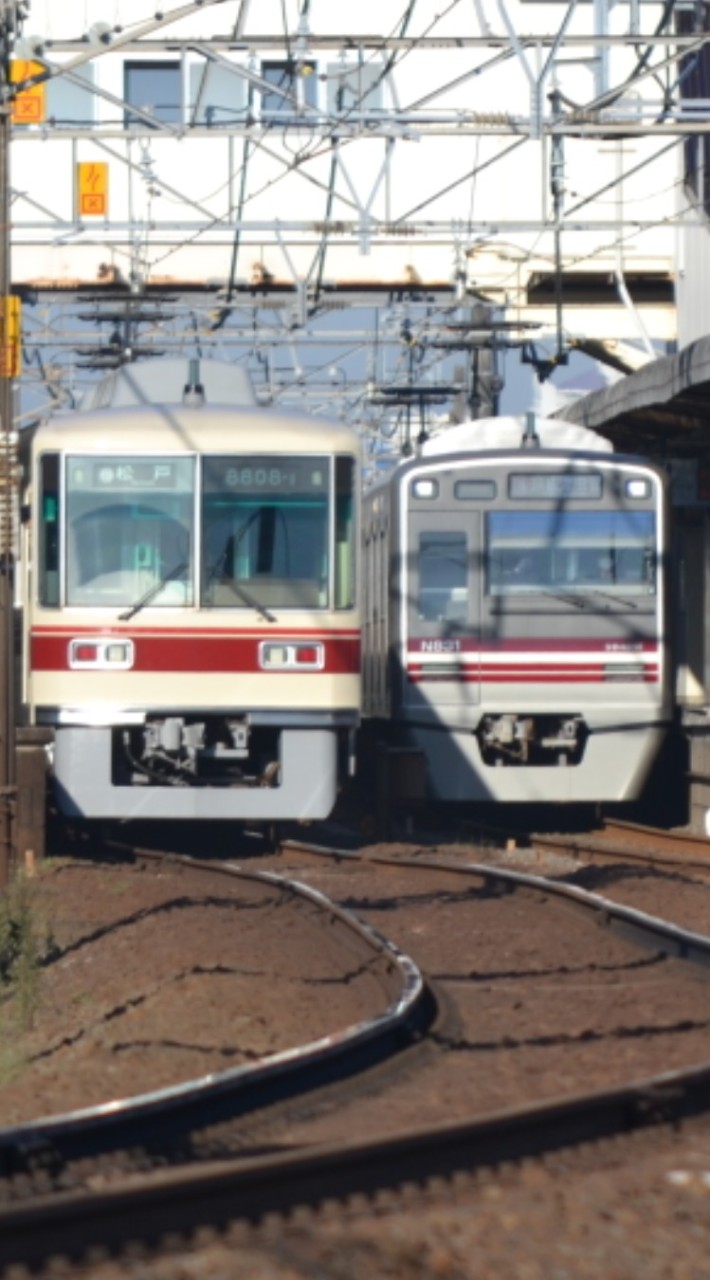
[2,0,691,429]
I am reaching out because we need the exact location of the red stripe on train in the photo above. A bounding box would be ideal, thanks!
[408,672,658,684]
[30,629,361,675]
[408,664,659,675]
[31,625,360,639]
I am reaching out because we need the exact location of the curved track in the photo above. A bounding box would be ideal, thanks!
[0,852,428,1172]
[3,839,710,1271]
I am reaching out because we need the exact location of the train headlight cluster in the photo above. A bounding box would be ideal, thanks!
[626,478,651,498]
[412,478,439,499]
[259,641,324,670]
[69,638,135,670]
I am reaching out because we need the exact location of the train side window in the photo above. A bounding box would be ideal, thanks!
[38,453,60,607]
[334,455,356,610]
[417,532,468,620]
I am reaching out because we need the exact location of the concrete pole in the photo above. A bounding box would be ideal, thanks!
[0,9,18,887]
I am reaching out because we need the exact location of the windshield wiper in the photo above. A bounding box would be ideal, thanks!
[118,561,187,622]
[224,579,277,624]
[206,537,277,623]
[539,586,639,611]
[538,588,589,610]
[583,587,639,611]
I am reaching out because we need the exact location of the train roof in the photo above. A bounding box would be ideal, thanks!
[31,402,362,456]
[420,414,613,455]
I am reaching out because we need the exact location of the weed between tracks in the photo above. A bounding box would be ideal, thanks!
[0,873,55,1068]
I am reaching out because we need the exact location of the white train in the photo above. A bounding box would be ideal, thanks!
[362,415,671,805]
[19,361,362,822]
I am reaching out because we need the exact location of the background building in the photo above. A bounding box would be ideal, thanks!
[3,0,685,442]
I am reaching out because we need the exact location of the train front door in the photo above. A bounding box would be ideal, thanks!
[403,509,482,709]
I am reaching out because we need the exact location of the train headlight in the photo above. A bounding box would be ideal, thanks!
[412,478,439,499]
[626,478,651,498]
[106,643,130,663]
[69,638,135,669]
[259,641,324,670]
[261,644,289,667]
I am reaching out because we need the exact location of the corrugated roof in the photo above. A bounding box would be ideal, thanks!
[553,338,710,458]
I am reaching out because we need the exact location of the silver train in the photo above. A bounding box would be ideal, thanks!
[19,361,362,822]
[361,415,671,805]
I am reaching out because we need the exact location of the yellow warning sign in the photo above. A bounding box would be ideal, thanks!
[0,298,22,379]
[77,163,109,217]
[10,60,46,125]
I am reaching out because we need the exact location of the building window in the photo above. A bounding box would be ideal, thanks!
[47,65,95,126]
[188,61,247,125]
[326,63,384,114]
[124,61,181,127]
[260,59,317,123]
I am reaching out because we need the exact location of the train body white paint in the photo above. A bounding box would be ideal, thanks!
[362,415,671,804]
[19,361,362,821]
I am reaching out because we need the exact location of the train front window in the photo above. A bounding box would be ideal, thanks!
[64,457,195,607]
[201,456,331,609]
[417,532,469,620]
[487,511,657,598]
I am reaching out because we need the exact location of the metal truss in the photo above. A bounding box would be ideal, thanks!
[5,0,696,443]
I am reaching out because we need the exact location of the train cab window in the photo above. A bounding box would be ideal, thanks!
[64,457,195,607]
[38,453,60,607]
[417,532,468,621]
[201,455,331,610]
[487,510,656,599]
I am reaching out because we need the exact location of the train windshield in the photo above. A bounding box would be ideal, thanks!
[487,511,657,598]
[63,456,195,607]
[42,451,356,612]
[201,455,353,610]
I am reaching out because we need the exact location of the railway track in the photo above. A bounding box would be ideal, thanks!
[0,851,428,1176]
[4,839,710,1271]
[531,817,710,872]
[5,1063,710,1272]
[382,806,710,873]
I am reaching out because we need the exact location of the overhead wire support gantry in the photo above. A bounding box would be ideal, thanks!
[2,1,688,445]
